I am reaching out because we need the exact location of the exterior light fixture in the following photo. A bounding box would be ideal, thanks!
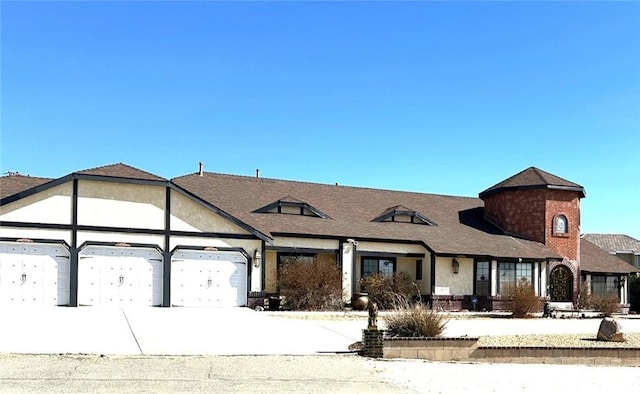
[254,249,262,268]
[452,258,460,275]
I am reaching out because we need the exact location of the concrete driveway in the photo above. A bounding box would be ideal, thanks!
[0,306,363,355]
[2,307,639,356]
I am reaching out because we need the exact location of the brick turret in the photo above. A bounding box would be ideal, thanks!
[479,167,585,262]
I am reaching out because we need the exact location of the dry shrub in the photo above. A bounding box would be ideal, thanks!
[590,295,620,316]
[359,272,420,309]
[502,278,542,318]
[384,303,448,337]
[577,280,593,310]
[279,258,343,311]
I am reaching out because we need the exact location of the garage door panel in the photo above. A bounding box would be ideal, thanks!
[0,243,70,306]
[78,246,163,307]
[171,251,247,307]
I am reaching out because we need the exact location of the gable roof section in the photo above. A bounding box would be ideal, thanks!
[580,238,639,274]
[76,163,166,182]
[479,167,585,199]
[172,172,560,260]
[372,205,437,225]
[583,234,640,254]
[0,174,53,200]
[253,195,331,219]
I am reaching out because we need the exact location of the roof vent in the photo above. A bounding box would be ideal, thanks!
[198,162,204,176]
[256,169,260,178]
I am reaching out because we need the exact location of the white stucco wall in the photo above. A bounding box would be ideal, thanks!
[77,180,165,229]
[356,241,426,254]
[273,237,339,250]
[434,256,474,296]
[0,227,72,245]
[170,192,250,234]
[76,231,164,248]
[0,183,73,224]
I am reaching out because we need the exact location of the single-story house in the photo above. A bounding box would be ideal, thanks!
[1,163,637,310]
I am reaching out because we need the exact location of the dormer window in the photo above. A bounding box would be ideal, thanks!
[372,205,437,226]
[553,214,568,235]
[253,196,330,219]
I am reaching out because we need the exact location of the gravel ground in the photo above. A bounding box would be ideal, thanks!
[478,332,640,348]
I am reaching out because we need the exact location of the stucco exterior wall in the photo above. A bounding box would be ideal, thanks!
[77,180,165,229]
[0,183,73,224]
[434,256,473,296]
[272,237,339,250]
[0,227,72,245]
[356,241,426,255]
[396,256,429,295]
[76,231,164,248]
[168,237,260,255]
[170,191,250,234]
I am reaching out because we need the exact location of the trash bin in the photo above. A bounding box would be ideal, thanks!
[269,296,281,311]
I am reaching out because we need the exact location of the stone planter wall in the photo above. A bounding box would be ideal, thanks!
[383,337,640,366]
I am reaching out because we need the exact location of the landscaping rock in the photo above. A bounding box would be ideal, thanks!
[597,317,625,342]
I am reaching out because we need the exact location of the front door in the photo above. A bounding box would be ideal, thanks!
[549,265,573,302]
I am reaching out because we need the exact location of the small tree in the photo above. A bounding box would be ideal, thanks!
[279,257,343,311]
[502,278,542,318]
[359,272,420,309]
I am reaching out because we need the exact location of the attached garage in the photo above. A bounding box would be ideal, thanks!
[0,242,70,305]
[77,245,163,306]
[171,250,247,307]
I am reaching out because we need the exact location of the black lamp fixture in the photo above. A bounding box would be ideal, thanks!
[452,258,460,275]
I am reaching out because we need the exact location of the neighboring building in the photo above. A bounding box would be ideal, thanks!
[1,163,637,310]
[583,234,640,269]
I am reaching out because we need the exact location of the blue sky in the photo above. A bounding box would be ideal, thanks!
[1,1,639,239]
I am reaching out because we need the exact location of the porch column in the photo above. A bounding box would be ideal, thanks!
[533,263,540,296]
[491,260,498,295]
[540,261,548,298]
[341,240,356,302]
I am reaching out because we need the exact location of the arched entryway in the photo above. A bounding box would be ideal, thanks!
[549,265,573,302]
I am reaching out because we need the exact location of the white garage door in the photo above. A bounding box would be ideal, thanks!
[171,250,247,307]
[0,242,70,306]
[78,246,163,306]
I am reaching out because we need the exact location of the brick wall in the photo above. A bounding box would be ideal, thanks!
[544,190,581,261]
[483,189,582,261]
[483,190,547,243]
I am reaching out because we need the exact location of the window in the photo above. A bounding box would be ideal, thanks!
[277,253,315,270]
[475,260,490,296]
[553,215,568,234]
[591,275,620,300]
[362,257,396,278]
[415,259,423,280]
[497,261,533,294]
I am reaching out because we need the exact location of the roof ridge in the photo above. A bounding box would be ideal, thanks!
[176,171,480,201]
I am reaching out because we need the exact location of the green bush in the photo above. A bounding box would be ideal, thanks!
[279,257,343,311]
[384,303,448,337]
[502,278,542,318]
[359,272,420,309]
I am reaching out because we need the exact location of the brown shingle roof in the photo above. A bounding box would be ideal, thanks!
[580,238,639,274]
[173,172,560,259]
[0,174,53,200]
[583,234,640,254]
[76,163,166,181]
[479,167,585,198]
